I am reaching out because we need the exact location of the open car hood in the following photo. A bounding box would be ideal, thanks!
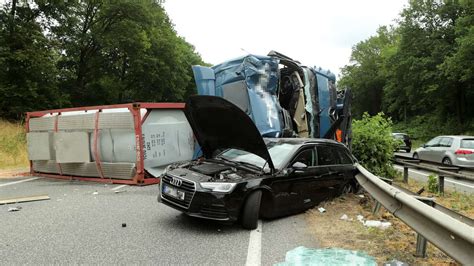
[184,96,275,171]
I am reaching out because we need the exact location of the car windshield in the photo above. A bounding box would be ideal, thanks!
[393,134,407,140]
[218,142,299,170]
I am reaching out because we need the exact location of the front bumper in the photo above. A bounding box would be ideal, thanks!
[158,181,241,222]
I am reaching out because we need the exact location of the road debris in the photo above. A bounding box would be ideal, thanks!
[364,220,392,230]
[384,259,409,266]
[0,194,50,205]
[92,191,98,195]
[340,214,349,220]
[114,190,126,194]
[276,246,377,266]
[357,215,364,222]
[318,207,326,213]
[122,223,127,228]
[7,206,22,212]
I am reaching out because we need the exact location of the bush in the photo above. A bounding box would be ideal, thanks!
[0,120,28,169]
[352,112,398,178]
[427,174,439,193]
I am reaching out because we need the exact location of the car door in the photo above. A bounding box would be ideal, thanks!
[434,137,453,162]
[270,146,321,217]
[419,137,442,161]
[313,145,346,199]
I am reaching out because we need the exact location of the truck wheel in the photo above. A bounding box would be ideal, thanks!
[241,190,262,230]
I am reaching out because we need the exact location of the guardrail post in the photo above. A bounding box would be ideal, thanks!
[438,176,445,195]
[372,201,381,214]
[415,234,427,257]
[403,166,409,183]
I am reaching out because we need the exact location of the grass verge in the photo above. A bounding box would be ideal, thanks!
[0,120,29,170]
[306,193,459,265]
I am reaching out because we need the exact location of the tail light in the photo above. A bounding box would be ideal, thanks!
[454,149,473,155]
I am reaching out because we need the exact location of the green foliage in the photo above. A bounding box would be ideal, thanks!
[351,112,398,178]
[340,0,474,132]
[392,115,474,146]
[0,0,205,120]
[427,174,438,193]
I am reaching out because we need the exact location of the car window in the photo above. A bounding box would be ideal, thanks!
[336,148,353,164]
[426,137,441,147]
[461,139,474,149]
[291,148,316,167]
[317,145,341,165]
[393,134,404,140]
[439,137,453,147]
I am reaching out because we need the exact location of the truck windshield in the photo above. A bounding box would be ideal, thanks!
[218,142,299,170]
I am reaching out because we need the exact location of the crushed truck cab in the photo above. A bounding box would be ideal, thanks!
[192,51,351,146]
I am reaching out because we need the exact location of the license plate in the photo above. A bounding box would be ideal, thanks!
[162,184,185,201]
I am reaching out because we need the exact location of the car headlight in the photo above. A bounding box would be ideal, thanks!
[200,182,237,193]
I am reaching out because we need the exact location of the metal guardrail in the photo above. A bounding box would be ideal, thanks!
[395,158,474,194]
[356,164,474,264]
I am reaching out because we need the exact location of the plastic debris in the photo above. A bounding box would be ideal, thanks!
[318,207,326,213]
[276,246,377,266]
[357,194,365,198]
[8,206,21,212]
[384,259,409,266]
[340,214,348,220]
[114,190,126,194]
[357,215,364,222]
[92,191,98,195]
[364,220,392,229]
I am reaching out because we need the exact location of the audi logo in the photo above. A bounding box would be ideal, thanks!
[170,177,182,187]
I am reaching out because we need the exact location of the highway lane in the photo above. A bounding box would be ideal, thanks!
[0,176,318,265]
[393,165,474,194]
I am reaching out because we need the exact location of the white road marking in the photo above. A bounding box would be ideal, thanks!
[394,165,474,188]
[245,220,262,266]
[446,179,474,188]
[0,177,40,188]
[111,184,128,191]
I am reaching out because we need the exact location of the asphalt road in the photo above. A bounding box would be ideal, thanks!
[0,176,316,265]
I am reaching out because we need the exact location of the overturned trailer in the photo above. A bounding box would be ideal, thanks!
[26,103,195,185]
[192,51,352,147]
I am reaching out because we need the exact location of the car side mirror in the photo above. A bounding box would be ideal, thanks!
[292,161,308,169]
[285,162,308,175]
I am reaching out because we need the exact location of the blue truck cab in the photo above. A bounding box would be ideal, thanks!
[192,51,351,145]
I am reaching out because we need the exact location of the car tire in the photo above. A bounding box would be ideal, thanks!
[413,153,419,160]
[442,157,452,166]
[241,190,262,230]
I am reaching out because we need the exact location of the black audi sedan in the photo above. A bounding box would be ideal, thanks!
[158,96,357,229]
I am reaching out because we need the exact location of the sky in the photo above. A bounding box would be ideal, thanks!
[163,0,407,78]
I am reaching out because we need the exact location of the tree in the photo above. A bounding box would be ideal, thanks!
[0,0,67,119]
[339,26,397,118]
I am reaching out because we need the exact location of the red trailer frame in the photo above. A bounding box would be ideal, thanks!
[26,102,185,185]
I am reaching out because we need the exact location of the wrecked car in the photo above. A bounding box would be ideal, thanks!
[192,51,352,146]
[158,96,357,229]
